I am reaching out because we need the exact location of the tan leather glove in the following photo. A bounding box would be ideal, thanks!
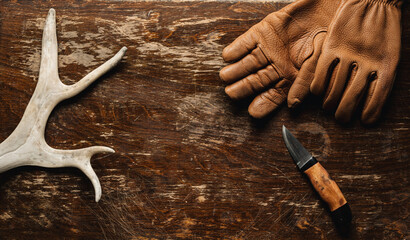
[310,0,403,124]
[220,0,340,118]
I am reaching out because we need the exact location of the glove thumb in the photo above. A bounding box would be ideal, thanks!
[288,32,326,108]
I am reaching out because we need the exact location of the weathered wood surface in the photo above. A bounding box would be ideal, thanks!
[0,1,408,239]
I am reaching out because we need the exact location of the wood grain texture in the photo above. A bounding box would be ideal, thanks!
[0,0,408,239]
[304,162,347,211]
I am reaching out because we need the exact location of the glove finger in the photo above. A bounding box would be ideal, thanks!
[310,53,339,96]
[287,62,313,108]
[225,65,281,100]
[288,33,326,108]
[335,69,371,123]
[322,61,356,111]
[220,47,269,83]
[222,26,258,62]
[248,79,291,118]
[361,71,394,124]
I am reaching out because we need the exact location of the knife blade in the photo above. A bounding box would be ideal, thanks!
[282,125,352,233]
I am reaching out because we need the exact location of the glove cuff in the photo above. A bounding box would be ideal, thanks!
[365,0,403,8]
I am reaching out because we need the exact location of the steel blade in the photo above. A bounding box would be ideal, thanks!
[282,125,313,170]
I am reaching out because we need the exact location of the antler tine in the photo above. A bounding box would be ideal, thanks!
[39,8,60,86]
[58,146,115,202]
[62,46,127,100]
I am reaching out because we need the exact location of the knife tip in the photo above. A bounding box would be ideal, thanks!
[282,125,288,137]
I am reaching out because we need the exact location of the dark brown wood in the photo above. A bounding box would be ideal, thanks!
[304,162,347,211]
[0,1,408,239]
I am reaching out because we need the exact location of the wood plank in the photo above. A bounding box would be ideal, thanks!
[0,1,408,239]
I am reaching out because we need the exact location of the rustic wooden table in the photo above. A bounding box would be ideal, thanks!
[0,1,408,239]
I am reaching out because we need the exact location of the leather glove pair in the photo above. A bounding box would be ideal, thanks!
[220,0,403,124]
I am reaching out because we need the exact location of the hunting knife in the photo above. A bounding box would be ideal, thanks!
[282,125,352,232]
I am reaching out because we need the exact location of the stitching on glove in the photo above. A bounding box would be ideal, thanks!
[297,27,328,67]
[257,43,284,80]
[362,0,403,7]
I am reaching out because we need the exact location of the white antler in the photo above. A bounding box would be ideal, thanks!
[0,8,127,202]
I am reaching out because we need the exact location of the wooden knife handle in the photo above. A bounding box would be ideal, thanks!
[304,162,346,211]
[304,162,352,231]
